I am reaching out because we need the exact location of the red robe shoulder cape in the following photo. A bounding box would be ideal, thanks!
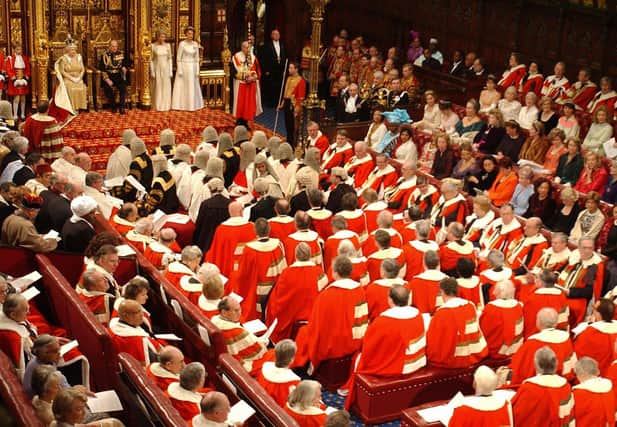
[479,218,523,255]
[363,201,389,234]
[144,240,179,270]
[561,80,598,110]
[232,51,262,121]
[426,297,488,368]
[108,318,162,365]
[439,239,474,273]
[367,247,406,282]
[266,261,326,343]
[509,328,576,385]
[324,230,361,272]
[211,314,267,375]
[197,295,220,319]
[284,403,327,427]
[403,239,439,279]
[205,217,256,277]
[449,395,513,427]
[166,382,210,422]
[572,377,615,427]
[308,131,330,158]
[344,155,374,189]
[522,287,569,338]
[267,215,296,242]
[407,269,447,314]
[283,229,323,268]
[76,287,115,325]
[573,320,617,376]
[293,278,368,370]
[359,164,399,196]
[457,276,483,309]
[409,185,440,218]
[542,75,570,100]
[362,226,402,256]
[321,143,353,171]
[256,361,301,407]
[558,252,604,328]
[365,277,408,321]
[464,211,495,243]
[233,237,287,322]
[498,64,526,89]
[429,193,467,229]
[146,362,179,391]
[306,208,333,240]
[384,176,417,212]
[338,209,368,243]
[479,267,514,301]
[479,299,524,358]
[109,214,135,236]
[164,261,201,304]
[511,374,573,427]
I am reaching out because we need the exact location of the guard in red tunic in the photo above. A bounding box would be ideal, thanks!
[5,42,30,119]
[511,347,574,426]
[572,357,616,427]
[449,366,513,427]
[232,41,262,125]
[426,277,488,368]
[146,345,183,391]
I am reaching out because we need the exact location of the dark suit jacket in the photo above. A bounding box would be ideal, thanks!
[422,57,442,72]
[35,189,63,233]
[290,190,311,216]
[326,183,355,214]
[450,62,466,77]
[259,40,287,75]
[47,195,72,233]
[0,151,21,174]
[249,196,278,222]
[13,166,35,186]
[193,194,231,253]
[61,219,96,253]
[0,201,15,231]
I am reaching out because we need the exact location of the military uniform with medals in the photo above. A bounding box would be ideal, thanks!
[98,47,130,113]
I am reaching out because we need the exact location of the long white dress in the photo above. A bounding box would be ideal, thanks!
[150,43,173,111]
[171,40,203,111]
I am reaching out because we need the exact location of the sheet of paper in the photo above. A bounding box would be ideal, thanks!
[243,319,268,335]
[87,390,123,413]
[417,404,451,423]
[155,333,183,341]
[198,325,211,347]
[10,271,42,291]
[125,175,146,194]
[603,138,617,159]
[228,292,244,303]
[228,399,256,424]
[60,340,79,357]
[165,213,190,224]
[106,194,124,208]
[22,287,40,301]
[261,318,278,344]
[103,176,124,188]
[115,244,136,257]
[44,230,60,241]
[152,209,168,231]
[325,406,338,415]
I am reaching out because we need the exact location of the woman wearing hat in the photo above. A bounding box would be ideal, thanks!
[0,194,57,252]
[25,163,53,196]
[171,26,203,111]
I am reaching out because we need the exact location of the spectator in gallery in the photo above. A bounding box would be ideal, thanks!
[582,105,614,156]
[574,151,609,196]
[570,191,605,244]
[537,96,559,134]
[517,92,539,130]
[412,90,440,133]
[479,75,502,113]
[556,101,580,140]
[524,178,556,225]
[466,155,498,194]
[555,137,584,186]
[542,128,568,175]
[546,186,581,234]
[474,109,506,155]
[497,86,522,122]
[602,160,617,205]
[518,121,548,165]
[496,120,525,162]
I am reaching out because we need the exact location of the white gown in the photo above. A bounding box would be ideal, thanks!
[171,40,203,111]
[150,43,173,111]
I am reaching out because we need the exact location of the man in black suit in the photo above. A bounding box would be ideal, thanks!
[449,50,466,77]
[462,52,477,79]
[326,167,355,214]
[334,75,350,122]
[13,152,44,186]
[387,79,409,109]
[420,49,441,72]
[192,178,231,253]
[46,180,82,234]
[60,195,97,253]
[0,182,17,230]
[340,83,366,122]
[35,173,67,233]
[249,178,278,222]
[259,29,287,108]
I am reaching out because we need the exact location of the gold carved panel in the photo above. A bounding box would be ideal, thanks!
[109,0,123,10]
[10,18,22,48]
[179,15,189,34]
[9,0,21,12]
[180,0,189,11]
[152,0,172,35]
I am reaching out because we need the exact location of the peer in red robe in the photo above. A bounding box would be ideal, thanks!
[76,287,115,326]
[572,375,615,427]
[22,111,64,160]
[108,317,163,366]
[164,260,201,304]
[457,275,483,309]
[511,373,573,426]
[321,141,353,172]
[363,200,389,233]
[572,299,617,375]
[408,184,440,218]
[345,294,426,410]
[144,239,181,270]
[366,246,406,282]
[542,70,570,100]
[384,173,417,212]
[429,192,467,229]
[284,403,327,427]
[211,297,269,375]
[464,210,495,244]
[358,163,398,197]
[407,268,447,314]
[232,46,262,122]
[365,276,408,321]
[146,361,180,391]
[327,255,370,286]
[587,83,617,116]
[268,214,296,242]
[205,215,256,277]
[307,127,330,159]
[338,208,368,243]
[402,238,439,279]
[559,76,598,110]
[362,227,402,256]
[283,228,323,268]
[479,215,523,257]
[449,394,513,427]
[166,381,212,423]
[256,360,301,408]
[426,287,488,369]
[439,238,475,275]
[523,286,569,338]
[233,235,287,322]
[323,228,361,274]
[306,207,333,240]
[344,151,374,189]
[109,211,136,236]
[509,327,576,385]
[479,297,524,359]
[293,262,368,371]
[498,62,526,89]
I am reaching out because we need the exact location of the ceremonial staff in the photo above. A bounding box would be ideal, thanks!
[273,58,289,135]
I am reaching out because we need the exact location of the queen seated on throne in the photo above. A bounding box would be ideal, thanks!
[51,36,88,119]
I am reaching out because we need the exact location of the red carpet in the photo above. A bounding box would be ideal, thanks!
[61,109,275,172]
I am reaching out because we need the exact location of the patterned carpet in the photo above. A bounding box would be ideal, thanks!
[61,108,278,172]
[322,390,401,427]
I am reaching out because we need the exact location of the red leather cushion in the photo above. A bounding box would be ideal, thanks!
[0,349,45,427]
[117,352,186,426]
[217,353,300,427]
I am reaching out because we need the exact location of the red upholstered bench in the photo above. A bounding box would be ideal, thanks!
[35,254,118,391]
[350,358,510,425]
[400,401,447,427]
[116,352,186,426]
[0,245,35,277]
[314,354,354,392]
[134,250,226,373]
[217,353,300,427]
[0,349,45,427]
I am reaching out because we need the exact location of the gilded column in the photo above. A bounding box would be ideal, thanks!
[304,0,329,119]
[33,0,49,103]
[221,27,231,113]
[139,0,152,107]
